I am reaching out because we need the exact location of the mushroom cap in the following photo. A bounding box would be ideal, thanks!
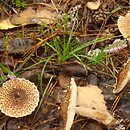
[60,78,77,130]
[0,78,39,118]
[76,85,117,126]
[117,11,130,41]
[113,59,130,93]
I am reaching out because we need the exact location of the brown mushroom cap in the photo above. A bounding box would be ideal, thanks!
[60,78,77,130]
[0,78,39,118]
[117,12,130,41]
[113,59,130,93]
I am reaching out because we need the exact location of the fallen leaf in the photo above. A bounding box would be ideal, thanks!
[60,62,88,77]
[76,85,117,126]
[0,19,18,30]
[117,11,130,41]
[35,7,57,24]
[87,0,101,10]
[10,6,57,26]
[57,75,71,89]
[10,7,36,25]
[0,6,57,30]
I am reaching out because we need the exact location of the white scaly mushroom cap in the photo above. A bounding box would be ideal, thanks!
[60,78,77,130]
[87,0,101,10]
[0,78,39,118]
[117,11,130,41]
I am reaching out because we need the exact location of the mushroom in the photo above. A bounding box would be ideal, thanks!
[87,0,101,10]
[76,85,117,126]
[117,11,130,41]
[0,78,39,118]
[60,80,118,127]
[113,58,130,93]
[59,78,77,130]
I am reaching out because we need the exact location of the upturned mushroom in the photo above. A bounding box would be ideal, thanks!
[59,78,118,128]
[59,78,77,130]
[0,78,39,118]
[76,85,117,126]
[113,58,130,93]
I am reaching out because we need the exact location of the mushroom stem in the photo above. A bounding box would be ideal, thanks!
[60,78,77,130]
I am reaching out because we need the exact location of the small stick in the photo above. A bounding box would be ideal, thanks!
[20,30,59,61]
[0,0,19,16]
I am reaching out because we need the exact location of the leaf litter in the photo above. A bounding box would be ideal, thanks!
[0,6,57,30]
[0,0,130,130]
[0,38,33,53]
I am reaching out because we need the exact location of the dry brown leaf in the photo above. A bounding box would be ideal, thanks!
[76,85,118,126]
[0,19,18,30]
[34,7,57,24]
[87,0,101,10]
[35,7,57,24]
[117,11,130,41]
[10,7,35,25]
[57,75,71,89]
[53,0,80,6]
[10,6,57,26]
[0,6,57,30]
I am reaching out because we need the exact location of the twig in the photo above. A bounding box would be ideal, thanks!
[19,30,59,61]
[0,0,19,15]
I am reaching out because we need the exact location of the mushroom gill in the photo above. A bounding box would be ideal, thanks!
[60,78,77,130]
[76,85,117,126]
[113,58,130,93]
[0,78,39,118]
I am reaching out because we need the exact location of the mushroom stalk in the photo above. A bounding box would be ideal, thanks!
[60,78,77,130]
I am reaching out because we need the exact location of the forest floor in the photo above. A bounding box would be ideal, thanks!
[0,0,130,130]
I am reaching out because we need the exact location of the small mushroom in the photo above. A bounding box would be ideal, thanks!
[59,78,77,130]
[113,59,130,93]
[87,0,101,10]
[0,78,39,118]
[117,11,130,41]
